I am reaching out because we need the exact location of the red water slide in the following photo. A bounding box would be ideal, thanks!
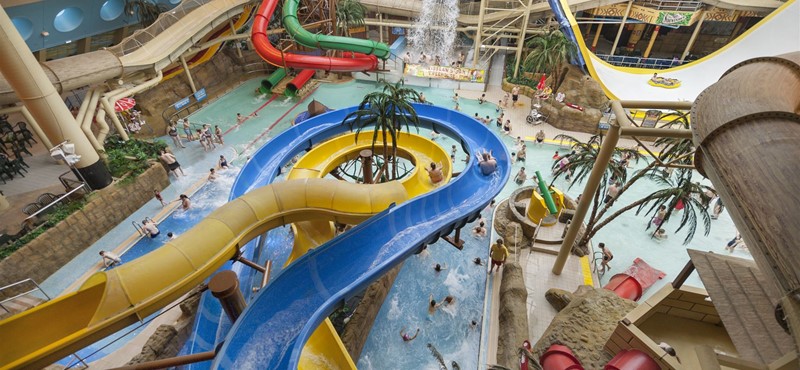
[251,0,378,72]
[539,344,659,370]
[603,274,644,302]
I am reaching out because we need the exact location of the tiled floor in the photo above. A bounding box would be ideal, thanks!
[522,247,591,343]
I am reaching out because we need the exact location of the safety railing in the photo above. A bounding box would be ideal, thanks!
[596,54,683,69]
[0,278,51,313]
[24,184,86,222]
[132,221,145,236]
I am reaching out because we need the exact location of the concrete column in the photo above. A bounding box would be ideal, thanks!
[76,36,91,54]
[681,10,707,62]
[0,6,111,189]
[228,19,242,58]
[553,122,621,274]
[378,13,384,43]
[626,23,646,49]
[591,23,603,52]
[512,0,535,79]
[20,106,53,149]
[112,26,128,44]
[609,0,633,56]
[35,48,47,62]
[472,0,487,66]
[180,55,197,93]
[643,25,660,58]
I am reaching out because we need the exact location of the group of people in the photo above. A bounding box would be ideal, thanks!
[403,51,467,68]
[125,109,146,134]
[167,119,224,152]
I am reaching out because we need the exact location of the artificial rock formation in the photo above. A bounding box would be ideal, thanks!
[496,262,529,369]
[126,284,204,365]
[341,264,404,360]
[531,287,637,369]
[540,66,609,134]
[544,288,573,312]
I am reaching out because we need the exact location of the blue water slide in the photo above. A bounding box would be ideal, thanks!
[547,0,586,67]
[210,104,511,369]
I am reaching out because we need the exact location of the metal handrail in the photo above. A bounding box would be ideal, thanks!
[596,53,683,70]
[58,171,85,192]
[24,184,86,221]
[0,278,51,314]
[132,221,145,236]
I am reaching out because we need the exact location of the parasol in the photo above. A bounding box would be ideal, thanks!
[114,97,136,112]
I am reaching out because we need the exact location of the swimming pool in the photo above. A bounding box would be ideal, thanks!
[40,77,743,368]
[182,79,744,368]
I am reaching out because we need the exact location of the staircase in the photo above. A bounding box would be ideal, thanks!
[0,294,46,320]
[0,278,51,320]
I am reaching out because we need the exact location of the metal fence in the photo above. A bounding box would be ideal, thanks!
[596,54,683,69]
[107,0,216,57]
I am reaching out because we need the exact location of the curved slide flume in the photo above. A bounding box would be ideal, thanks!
[282,0,390,59]
[283,131,452,368]
[212,104,511,369]
[552,0,800,101]
[251,0,379,71]
[0,178,407,369]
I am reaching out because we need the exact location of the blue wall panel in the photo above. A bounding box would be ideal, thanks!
[6,0,180,52]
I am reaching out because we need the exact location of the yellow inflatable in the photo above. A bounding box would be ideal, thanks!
[648,76,681,89]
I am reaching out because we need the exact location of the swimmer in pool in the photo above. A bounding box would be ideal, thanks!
[400,327,420,342]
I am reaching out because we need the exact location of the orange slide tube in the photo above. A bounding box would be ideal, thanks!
[251,0,378,72]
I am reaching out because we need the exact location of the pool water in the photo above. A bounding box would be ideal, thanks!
[358,213,493,370]
[43,77,744,368]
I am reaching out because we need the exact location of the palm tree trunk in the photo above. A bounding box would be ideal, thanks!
[590,161,659,228]
[584,197,654,243]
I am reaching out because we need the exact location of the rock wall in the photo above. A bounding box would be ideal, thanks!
[530,287,637,369]
[135,49,272,138]
[504,65,610,134]
[126,284,204,365]
[341,263,403,360]
[0,164,170,294]
[496,262,529,369]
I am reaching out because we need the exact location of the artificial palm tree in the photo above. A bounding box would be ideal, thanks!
[125,0,167,27]
[342,80,420,182]
[552,126,709,248]
[335,0,367,37]
[522,31,578,93]
[634,170,713,244]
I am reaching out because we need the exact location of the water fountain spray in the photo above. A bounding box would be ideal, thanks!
[408,0,459,65]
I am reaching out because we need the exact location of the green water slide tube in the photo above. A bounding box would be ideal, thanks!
[282,0,390,59]
[535,170,558,214]
[261,68,287,93]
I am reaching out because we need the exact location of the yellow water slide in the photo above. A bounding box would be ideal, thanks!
[286,131,451,369]
[0,179,409,369]
[0,131,451,369]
